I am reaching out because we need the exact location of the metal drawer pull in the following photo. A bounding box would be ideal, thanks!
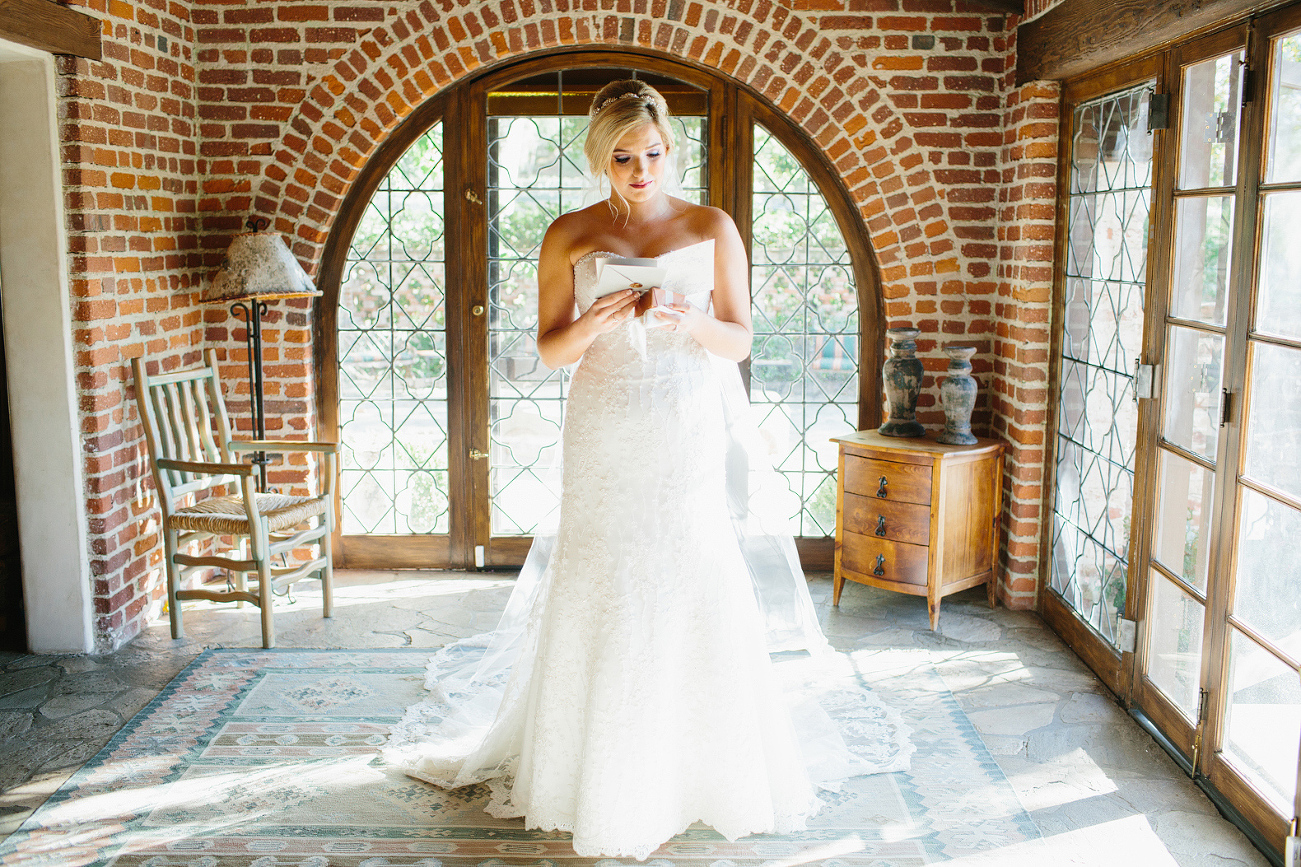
[877,476,888,498]
[875,515,886,536]
[873,554,885,576]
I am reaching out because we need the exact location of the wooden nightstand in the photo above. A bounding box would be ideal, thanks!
[831,429,1005,630]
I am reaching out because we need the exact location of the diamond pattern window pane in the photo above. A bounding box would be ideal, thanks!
[338,124,450,535]
[487,108,706,535]
[751,125,859,537]
[1050,83,1154,646]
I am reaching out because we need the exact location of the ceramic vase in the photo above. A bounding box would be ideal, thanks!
[937,345,979,445]
[879,327,926,438]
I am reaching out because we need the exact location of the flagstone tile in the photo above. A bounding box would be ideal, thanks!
[0,656,57,672]
[1153,810,1267,865]
[0,685,50,712]
[0,711,31,744]
[977,733,1032,756]
[37,694,121,720]
[954,681,1062,708]
[1058,692,1127,725]
[966,703,1059,737]
[0,667,57,699]
[54,657,104,675]
[1025,722,1180,778]
[933,611,1003,644]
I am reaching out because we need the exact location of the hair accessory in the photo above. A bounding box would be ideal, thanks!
[594,91,650,114]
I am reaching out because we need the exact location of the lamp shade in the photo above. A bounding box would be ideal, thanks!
[201,230,320,303]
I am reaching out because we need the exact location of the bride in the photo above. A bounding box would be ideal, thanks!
[384,79,912,860]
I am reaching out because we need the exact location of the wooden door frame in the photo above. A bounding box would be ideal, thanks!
[1042,5,1301,858]
[1039,53,1167,700]
[316,47,886,570]
[1198,3,1301,849]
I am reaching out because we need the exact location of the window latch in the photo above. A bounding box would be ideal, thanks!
[1220,389,1234,427]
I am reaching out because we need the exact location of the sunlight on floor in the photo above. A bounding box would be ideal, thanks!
[765,835,869,865]
[934,814,1182,865]
[178,574,515,613]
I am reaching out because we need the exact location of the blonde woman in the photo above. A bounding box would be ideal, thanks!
[386,80,911,860]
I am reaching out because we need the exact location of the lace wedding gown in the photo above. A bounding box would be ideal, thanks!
[385,240,913,860]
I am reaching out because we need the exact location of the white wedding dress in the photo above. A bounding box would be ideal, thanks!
[384,240,913,860]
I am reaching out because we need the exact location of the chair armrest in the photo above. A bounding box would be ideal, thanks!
[229,440,339,454]
[157,458,255,477]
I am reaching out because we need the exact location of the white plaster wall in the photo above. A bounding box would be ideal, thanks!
[0,40,94,654]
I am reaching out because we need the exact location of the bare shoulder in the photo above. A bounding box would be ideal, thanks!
[678,201,741,242]
[542,204,613,264]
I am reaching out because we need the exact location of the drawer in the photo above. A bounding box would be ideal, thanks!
[842,454,933,505]
[840,533,929,586]
[842,492,930,546]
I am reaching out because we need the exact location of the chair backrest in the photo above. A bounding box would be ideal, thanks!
[131,348,238,515]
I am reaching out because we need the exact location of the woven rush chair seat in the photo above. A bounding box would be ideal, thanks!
[131,349,337,649]
[172,493,328,535]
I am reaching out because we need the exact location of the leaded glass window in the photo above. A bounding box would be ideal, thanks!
[750,124,860,537]
[337,124,448,535]
[1050,84,1154,645]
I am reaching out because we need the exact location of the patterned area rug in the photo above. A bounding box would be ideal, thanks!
[0,648,1038,866]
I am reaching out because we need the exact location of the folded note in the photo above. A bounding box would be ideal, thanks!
[594,257,667,299]
[594,255,701,326]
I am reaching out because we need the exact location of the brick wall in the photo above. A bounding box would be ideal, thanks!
[1022,0,1062,22]
[993,77,1058,608]
[54,0,1059,649]
[59,0,203,650]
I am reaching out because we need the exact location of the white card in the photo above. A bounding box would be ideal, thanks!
[594,257,667,298]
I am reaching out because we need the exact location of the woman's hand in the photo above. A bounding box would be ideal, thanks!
[652,301,707,334]
[580,289,640,334]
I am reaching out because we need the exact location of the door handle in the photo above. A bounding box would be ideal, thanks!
[469,449,488,460]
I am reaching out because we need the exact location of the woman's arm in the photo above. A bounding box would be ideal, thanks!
[535,220,640,369]
[658,209,753,362]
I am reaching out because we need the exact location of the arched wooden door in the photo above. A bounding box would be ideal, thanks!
[317,51,883,570]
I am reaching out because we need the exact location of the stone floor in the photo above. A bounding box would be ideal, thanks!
[0,570,1274,866]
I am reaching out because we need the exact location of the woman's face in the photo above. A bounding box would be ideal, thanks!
[607,122,668,204]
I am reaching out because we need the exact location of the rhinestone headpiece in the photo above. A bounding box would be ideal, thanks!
[593,92,649,115]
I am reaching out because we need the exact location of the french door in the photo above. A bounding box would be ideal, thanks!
[1047,7,1301,855]
[317,53,881,570]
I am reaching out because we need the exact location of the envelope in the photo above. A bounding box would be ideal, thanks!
[594,259,668,298]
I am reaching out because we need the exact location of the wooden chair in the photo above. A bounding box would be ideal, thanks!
[131,349,336,648]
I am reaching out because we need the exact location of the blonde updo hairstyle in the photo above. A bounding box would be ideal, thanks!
[584,80,676,184]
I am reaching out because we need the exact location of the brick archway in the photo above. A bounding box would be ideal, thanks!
[239,5,996,311]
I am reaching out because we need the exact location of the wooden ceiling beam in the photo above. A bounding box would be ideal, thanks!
[966,0,1026,14]
[0,0,101,60]
[1016,0,1292,84]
